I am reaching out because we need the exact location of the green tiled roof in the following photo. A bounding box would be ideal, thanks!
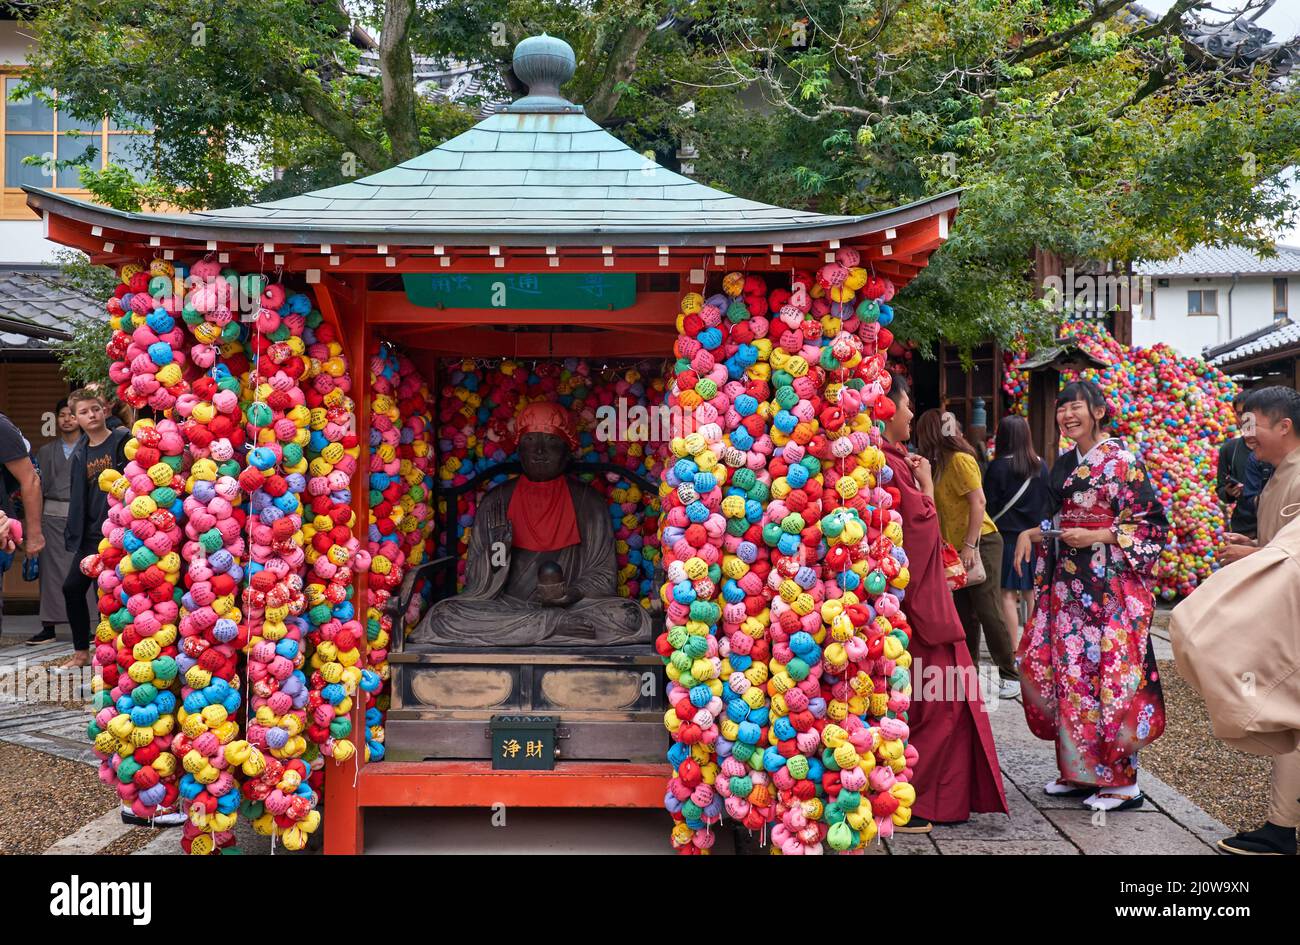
[186,110,862,237]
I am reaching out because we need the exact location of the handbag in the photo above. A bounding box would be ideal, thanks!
[940,540,968,591]
[962,540,988,586]
[935,457,989,588]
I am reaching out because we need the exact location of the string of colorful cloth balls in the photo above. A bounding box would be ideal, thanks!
[89,259,379,853]
[660,260,919,854]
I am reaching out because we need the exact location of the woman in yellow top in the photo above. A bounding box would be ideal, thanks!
[916,410,1020,698]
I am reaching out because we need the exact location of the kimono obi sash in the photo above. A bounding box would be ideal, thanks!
[1059,512,1115,530]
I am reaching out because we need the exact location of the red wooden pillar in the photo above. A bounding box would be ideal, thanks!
[318,275,372,854]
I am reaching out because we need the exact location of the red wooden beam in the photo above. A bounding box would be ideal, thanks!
[365,290,681,327]
[395,326,676,359]
[44,216,951,286]
[45,213,110,256]
[321,274,372,857]
[884,216,947,261]
[356,762,666,808]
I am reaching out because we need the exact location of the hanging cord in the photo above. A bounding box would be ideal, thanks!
[238,270,271,827]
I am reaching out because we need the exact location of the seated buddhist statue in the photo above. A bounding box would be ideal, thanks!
[410,402,652,647]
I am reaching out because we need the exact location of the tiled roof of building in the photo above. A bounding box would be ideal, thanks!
[1135,243,1300,277]
[0,267,90,352]
[1204,317,1300,369]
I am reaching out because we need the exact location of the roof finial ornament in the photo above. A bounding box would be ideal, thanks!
[502,33,583,114]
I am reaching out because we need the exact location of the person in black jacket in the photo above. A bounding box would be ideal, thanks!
[1217,393,1272,538]
[61,390,128,668]
[985,415,1050,649]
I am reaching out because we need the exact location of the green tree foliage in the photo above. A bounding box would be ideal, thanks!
[49,251,117,395]
[18,0,1300,352]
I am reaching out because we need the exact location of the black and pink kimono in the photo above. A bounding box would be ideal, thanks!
[1017,437,1168,788]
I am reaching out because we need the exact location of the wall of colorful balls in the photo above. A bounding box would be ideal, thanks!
[1002,321,1238,599]
[87,259,421,853]
[659,267,921,854]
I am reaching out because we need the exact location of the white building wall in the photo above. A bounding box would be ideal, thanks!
[1133,274,1296,355]
[0,19,33,64]
[0,218,66,265]
[0,21,62,265]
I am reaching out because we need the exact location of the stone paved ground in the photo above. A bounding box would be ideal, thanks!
[884,664,1229,855]
[4,613,1234,854]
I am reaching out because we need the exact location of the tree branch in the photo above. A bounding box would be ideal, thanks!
[1007,0,1131,63]
[1131,0,1205,41]
[584,18,656,124]
[379,0,421,164]
[1108,60,1177,118]
[269,62,391,172]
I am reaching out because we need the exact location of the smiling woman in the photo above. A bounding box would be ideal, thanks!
[1015,379,1170,812]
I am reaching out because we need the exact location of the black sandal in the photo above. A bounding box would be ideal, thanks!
[895,816,933,834]
[1044,779,1092,798]
[1216,825,1297,856]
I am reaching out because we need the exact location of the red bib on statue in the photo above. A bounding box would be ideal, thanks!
[508,477,580,551]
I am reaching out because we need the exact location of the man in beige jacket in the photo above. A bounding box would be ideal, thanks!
[1175,385,1300,855]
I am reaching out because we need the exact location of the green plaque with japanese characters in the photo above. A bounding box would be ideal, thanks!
[402,272,636,310]
[489,715,558,770]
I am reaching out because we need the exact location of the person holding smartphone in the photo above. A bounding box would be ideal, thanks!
[1217,392,1271,539]
[1013,380,1168,813]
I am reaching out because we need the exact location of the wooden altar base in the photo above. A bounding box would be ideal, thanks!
[386,646,667,763]
[324,761,666,854]
[317,646,670,853]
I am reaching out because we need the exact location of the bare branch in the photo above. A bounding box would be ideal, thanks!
[1131,0,1208,41]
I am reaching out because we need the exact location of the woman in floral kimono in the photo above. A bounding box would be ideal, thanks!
[1013,380,1168,812]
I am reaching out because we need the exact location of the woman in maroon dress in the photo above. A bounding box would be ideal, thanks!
[882,373,1008,830]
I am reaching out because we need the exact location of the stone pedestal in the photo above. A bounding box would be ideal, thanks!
[387,645,666,763]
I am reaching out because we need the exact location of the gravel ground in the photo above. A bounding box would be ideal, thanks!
[0,742,117,854]
[1143,660,1273,833]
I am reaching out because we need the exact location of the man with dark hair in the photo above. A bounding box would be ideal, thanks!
[26,399,84,645]
[1217,392,1272,538]
[1219,387,1300,565]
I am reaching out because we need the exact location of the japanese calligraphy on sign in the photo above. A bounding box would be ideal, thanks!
[489,715,558,770]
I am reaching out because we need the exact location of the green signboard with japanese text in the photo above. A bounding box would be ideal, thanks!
[489,715,558,770]
[402,272,637,311]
